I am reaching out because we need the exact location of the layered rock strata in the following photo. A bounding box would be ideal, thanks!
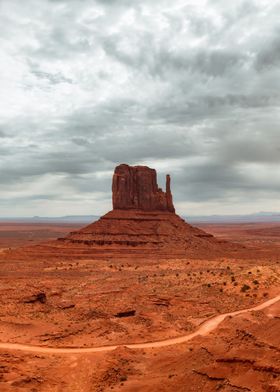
[51,164,227,258]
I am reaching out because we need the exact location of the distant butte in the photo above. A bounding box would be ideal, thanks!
[9,164,235,260]
[50,163,231,258]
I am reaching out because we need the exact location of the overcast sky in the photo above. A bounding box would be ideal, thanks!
[1,0,280,217]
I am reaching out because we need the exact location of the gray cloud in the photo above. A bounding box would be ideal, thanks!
[255,33,280,71]
[1,0,280,216]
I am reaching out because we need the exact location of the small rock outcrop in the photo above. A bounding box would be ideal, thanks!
[112,164,175,212]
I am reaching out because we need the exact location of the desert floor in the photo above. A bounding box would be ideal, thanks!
[0,221,279,391]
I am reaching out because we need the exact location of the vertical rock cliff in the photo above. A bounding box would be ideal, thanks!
[112,164,175,212]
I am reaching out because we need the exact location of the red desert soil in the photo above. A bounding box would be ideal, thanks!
[0,221,280,391]
[0,293,279,354]
[0,165,279,391]
[0,222,82,250]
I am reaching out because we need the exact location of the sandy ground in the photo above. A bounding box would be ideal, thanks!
[0,293,279,355]
[0,222,82,249]
[0,221,279,391]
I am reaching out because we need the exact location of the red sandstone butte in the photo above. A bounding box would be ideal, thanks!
[12,164,235,259]
[112,164,175,212]
[49,163,232,258]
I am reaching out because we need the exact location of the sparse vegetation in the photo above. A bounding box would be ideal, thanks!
[241,284,250,292]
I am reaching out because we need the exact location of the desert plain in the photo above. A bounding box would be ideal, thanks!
[0,218,279,392]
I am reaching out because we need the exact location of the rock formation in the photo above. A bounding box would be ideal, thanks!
[17,164,232,259]
[112,164,175,212]
[47,163,230,258]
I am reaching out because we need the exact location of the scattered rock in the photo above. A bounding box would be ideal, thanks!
[114,310,136,318]
[58,301,75,310]
[23,292,46,304]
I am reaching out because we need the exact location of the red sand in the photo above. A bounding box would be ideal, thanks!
[0,221,279,391]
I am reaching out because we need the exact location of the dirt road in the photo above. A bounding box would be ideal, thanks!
[0,294,279,355]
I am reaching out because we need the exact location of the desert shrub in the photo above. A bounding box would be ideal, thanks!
[253,280,259,285]
[263,292,268,297]
[241,284,250,292]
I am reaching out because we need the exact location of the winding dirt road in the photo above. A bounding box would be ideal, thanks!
[0,294,279,355]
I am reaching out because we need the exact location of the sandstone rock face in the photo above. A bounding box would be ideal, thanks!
[112,164,175,213]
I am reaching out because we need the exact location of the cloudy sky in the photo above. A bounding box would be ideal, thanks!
[1,0,280,217]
